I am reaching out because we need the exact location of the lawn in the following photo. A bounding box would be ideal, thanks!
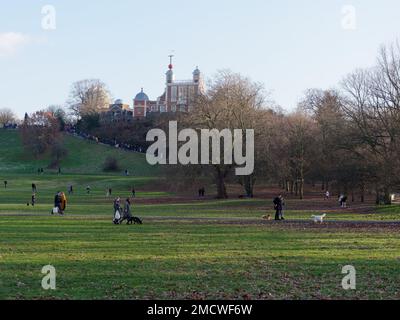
[1,131,400,300]
[1,215,400,300]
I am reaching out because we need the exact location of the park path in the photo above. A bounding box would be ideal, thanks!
[1,213,400,229]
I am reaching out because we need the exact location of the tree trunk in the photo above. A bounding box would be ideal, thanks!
[299,179,304,200]
[242,175,255,198]
[360,183,365,203]
[383,186,392,205]
[215,167,228,199]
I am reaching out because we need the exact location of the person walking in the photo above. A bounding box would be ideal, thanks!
[68,185,73,195]
[60,192,67,212]
[131,187,136,198]
[86,185,91,194]
[53,191,63,215]
[31,193,36,207]
[32,183,37,193]
[325,190,330,200]
[113,197,122,224]
[342,195,348,208]
[4,180,7,188]
[121,198,133,224]
[279,195,285,220]
[338,194,344,207]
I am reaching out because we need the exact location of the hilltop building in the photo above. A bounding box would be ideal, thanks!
[102,58,204,121]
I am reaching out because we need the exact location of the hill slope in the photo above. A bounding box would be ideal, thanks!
[0,130,158,176]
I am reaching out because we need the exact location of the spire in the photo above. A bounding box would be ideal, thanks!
[168,54,174,70]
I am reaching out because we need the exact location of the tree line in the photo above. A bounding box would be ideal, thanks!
[169,42,400,202]
[15,41,400,202]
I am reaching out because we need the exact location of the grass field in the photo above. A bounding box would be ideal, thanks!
[1,130,400,300]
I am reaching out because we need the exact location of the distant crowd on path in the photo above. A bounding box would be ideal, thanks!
[65,126,146,154]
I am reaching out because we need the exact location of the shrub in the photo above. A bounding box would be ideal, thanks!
[103,156,120,172]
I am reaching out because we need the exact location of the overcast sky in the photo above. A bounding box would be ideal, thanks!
[1,0,400,117]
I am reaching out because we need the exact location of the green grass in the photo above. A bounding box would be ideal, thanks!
[0,130,158,176]
[1,130,400,300]
[1,216,400,300]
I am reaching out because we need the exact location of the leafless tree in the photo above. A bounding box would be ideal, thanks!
[67,79,111,119]
[184,70,267,198]
[341,42,400,204]
[0,108,17,127]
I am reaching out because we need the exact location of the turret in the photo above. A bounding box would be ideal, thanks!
[193,66,201,83]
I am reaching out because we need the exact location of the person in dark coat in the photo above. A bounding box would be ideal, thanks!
[120,198,133,224]
[273,195,284,221]
[31,193,36,207]
[53,191,63,215]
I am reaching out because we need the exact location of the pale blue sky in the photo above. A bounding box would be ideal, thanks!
[1,0,400,117]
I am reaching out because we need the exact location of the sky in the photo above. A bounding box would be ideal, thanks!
[1,0,400,118]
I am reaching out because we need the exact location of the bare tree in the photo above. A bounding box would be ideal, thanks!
[341,42,400,204]
[20,111,62,160]
[0,108,16,127]
[184,70,267,198]
[67,79,111,118]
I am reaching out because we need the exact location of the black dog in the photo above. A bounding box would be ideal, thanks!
[127,216,143,225]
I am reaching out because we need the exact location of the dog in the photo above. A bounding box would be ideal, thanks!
[262,214,272,221]
[311,214,326,224]
[126,216,143,225]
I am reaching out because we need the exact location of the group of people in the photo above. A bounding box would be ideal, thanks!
[113,197,133,224]
[198,187,206,198]
[53,191,67,215]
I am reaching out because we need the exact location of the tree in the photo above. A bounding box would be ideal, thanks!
[341,42,400,204]
[184,70,267,198]
[47,105,68,131]
[284,112,319,199]
[0,108,16,128]
[20,111,61,159]
[299,89,347,191]
[67,79,111,118]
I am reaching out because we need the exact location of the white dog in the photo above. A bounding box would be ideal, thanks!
[311,214,326,224]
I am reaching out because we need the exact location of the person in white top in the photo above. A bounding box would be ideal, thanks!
[325,190,330,200]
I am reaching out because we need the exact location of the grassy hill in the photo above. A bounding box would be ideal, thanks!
[0,130,158,176]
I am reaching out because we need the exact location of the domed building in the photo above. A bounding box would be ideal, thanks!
[102,58,204,120]
[133,88,151,118]
[101,99,132,123]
